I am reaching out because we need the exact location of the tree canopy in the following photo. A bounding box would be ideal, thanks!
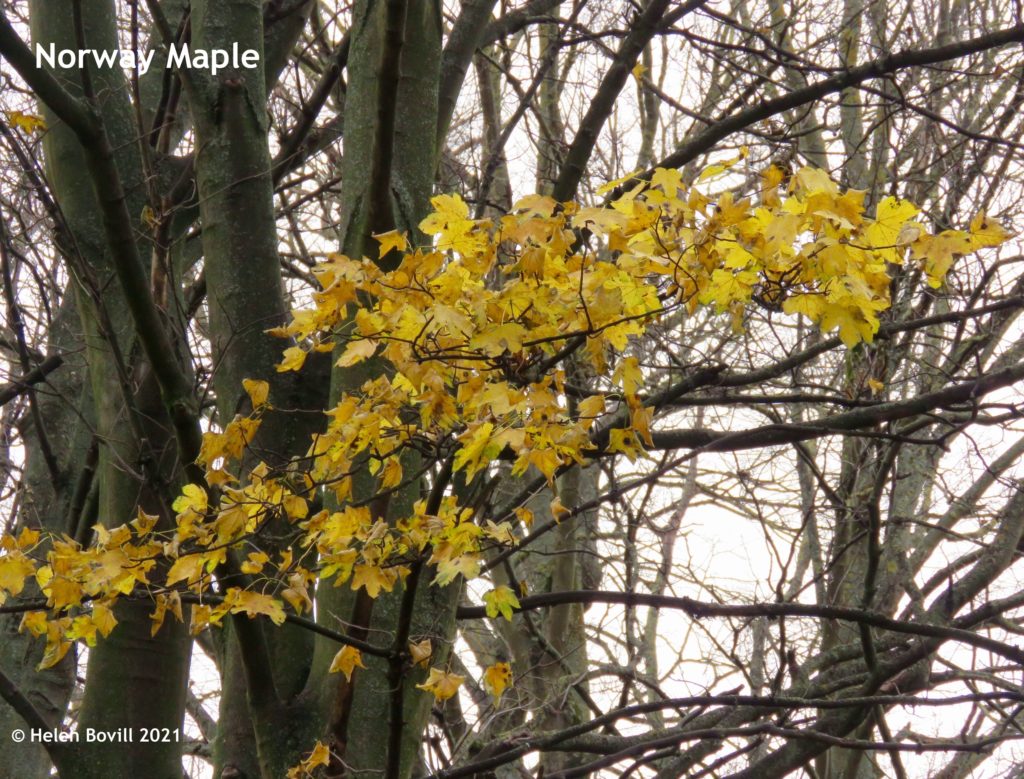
[1,1,1023,778]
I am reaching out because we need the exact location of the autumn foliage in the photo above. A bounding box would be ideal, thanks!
[0,161,1007,768]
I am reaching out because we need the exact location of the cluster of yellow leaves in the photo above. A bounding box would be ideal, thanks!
[0,164,1009,688]
[0,516,163,669]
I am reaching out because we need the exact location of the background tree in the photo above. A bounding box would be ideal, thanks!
[0,1,1023,778]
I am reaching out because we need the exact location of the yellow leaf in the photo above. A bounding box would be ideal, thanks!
[241,551,270,574]
[483,661,513,701]
[606,428,644,461]
[228,590,287,625]
[867,378,885,395]
[6,110,46,134]
[379,458,403,489]
[16,527,41,549]
[336,339,377,367]
[283,493,309,520]
[91,602,118,638]
[613,356,642,396]
[514,507,534,528]
[968,211,1009,250]
[350,563,397,598]
[172,484,208,516]
[20,611,48,641]
[166,554,205,587]
[282,584,313,615]
[328,645,367,681]
[243,378,270,408]
[597,169,642,196]
[141,204,158,229]
[549,497,571,523]
[277,346,307,372]
[416,667,464,702]
[483,586,520,621]
[432,553,481,586]
[38,631,72,670]
[0,552,35,602]
[577,394,606,426]
[287,740,331,779]
[374,229,408,256]
[453,422,502,479]
[409,638,432,668]
[131,509,159,537]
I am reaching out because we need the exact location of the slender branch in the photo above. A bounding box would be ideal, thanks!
[0,12,95,138]
[0,355,63,408]
[644,22,1024,178]
[552,0,708,201]
[647,359,1024,453]
[479,0,561,46]
[272,34,350,183]
[457,589,1024,666]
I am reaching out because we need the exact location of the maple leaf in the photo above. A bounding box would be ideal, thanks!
[514,507,535,528]
[416,667,465,702]
[483,586,521,622]
[172,484,208,518]
[6,110,46,134]
[865,196,919,262]
[606,428,645,461]
[432,553,481,586]
[968,211,1010,250]
[287,740,331,779]
[328,645,367,681]
[237,379,269,410]
[483,662,513,701]
[20,611,48,637]
[453,422,503,479]
[276,346,307,372]
[379,458,403,489]
[374,229,408,256]
[165,554,205,587]
[38,629,73,670]
[549,497,571,523]
[150,592,183,637]
[336,338,377,367]
[409,638,432,668]
[227,590,287,625]
[350,563,397,598]
[0,552,35,603]
[130,509,159,537]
